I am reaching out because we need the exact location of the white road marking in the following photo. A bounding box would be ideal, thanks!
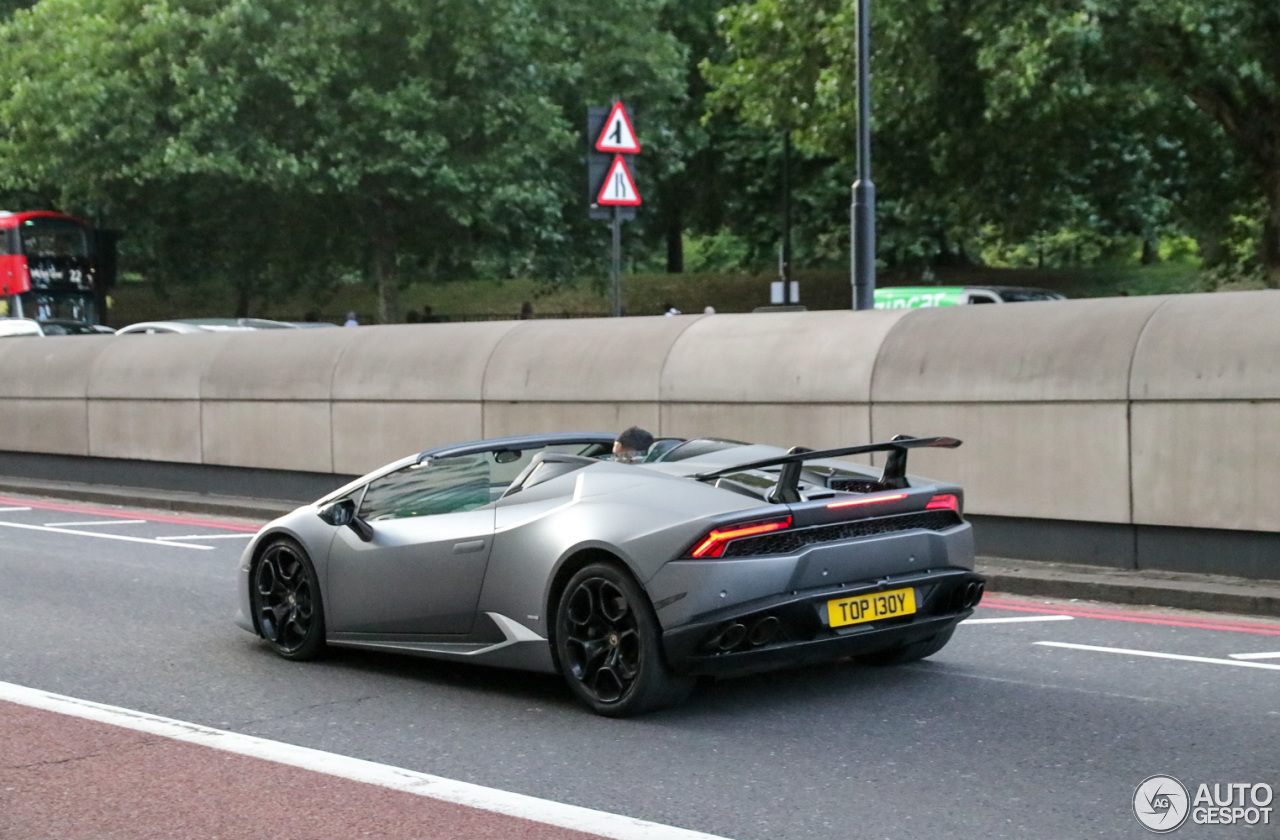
[156,534,256,541]
[963,616,1074,625]
[0,506,32,513]
[0,680,731,840]
[1229,651,1280,661]
[1037,641,1280,672]
[44,519,148,528]
[0,521,212,550]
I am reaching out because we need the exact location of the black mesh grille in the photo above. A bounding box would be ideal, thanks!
[828,478,887,493]
[720,510,962,557]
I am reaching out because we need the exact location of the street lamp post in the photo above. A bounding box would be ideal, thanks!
[851,0,875,310]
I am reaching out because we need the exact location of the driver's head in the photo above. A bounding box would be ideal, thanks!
[613,426,655,464]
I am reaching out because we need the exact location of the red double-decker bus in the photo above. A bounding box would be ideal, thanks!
[0,210,111,324]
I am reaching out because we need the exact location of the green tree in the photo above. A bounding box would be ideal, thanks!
[970,0,1280,284]
[704,0,1277,281]
[0,0,691,319]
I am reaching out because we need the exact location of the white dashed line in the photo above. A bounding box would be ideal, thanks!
[963,615,1074,625]
[1036,641,1280,671]
[1228,651,1280,661]
[44,519,148,528]
[0,506,32,513]
[156,534,256,541]
[0,680,732,840]
[0,521,213,549]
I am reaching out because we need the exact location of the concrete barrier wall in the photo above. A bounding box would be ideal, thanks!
[1,290,1277,536]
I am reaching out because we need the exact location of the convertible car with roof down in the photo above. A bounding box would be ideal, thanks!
[236,433,984,716]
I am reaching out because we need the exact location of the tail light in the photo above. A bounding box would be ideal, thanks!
[926,494,959,512]
[826,492,907,510]
[689,516,792,558]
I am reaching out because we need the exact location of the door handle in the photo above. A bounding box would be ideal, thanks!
[453,539,487,554]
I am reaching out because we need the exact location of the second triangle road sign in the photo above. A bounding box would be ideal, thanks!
[597,155,642,206]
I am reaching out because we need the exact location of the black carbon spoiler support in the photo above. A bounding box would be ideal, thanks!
[694,435,962,504]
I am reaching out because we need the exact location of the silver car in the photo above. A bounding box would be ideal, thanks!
[116,317,299,335]
[236,433,983,716]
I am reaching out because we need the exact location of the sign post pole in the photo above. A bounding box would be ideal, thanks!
[588,101,641,317]
[611,206,622,317]
[851,0,876,311]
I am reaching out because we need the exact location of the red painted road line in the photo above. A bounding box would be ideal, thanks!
[980,595,1280,636]
[0,700,606,840]
[0,494,263,532]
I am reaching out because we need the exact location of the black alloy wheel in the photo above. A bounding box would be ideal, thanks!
[555,562,692,717]
[251,537,326,660]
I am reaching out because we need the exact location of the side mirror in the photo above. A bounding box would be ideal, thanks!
[318,499,375,543]
[318,498,356,527]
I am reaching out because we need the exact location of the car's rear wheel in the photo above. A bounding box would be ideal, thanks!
[251,537,326,660]
[855,627,955,666]
[555,562,693,717]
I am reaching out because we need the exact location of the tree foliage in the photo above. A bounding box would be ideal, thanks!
[1,0,1278,312]
[705,0,1280,284]
[0,0,686,318]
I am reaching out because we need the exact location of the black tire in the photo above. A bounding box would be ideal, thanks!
[250,537,326,661]
[855,626,955,666]
[554,562,694,717]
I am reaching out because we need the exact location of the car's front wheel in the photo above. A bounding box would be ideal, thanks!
[555,562,693,717]
[251,536,326,660]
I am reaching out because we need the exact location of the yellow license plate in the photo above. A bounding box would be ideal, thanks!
[827,587,917,628]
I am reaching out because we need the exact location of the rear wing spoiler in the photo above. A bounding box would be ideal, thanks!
[694,435,962,504]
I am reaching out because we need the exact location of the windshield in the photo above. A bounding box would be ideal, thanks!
[26,292,97,322]
[19,218,91,259]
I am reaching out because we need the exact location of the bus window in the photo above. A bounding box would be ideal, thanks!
[20,218,91,259]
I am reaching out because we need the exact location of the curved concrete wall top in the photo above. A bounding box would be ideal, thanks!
[483,315,696,402]
[1130,290,1280,400]
[0,335,109,398]
[201,328,364,401]
[87,333,232,399]
[661,310,909,403]
[872,296,1168,402]
[333,321,520,402]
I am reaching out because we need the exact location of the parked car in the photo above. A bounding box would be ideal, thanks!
[0,318,41,337]
[116,317,300,335]
[36,319,116,335]
[237,432,983,716]
[874,286,1066,309]
[0,317,112,337]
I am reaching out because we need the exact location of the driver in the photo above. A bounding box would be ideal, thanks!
[612,426,654,464]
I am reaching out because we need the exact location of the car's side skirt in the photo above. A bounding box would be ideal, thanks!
[327,612,557,673]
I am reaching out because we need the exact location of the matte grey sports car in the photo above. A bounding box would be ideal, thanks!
[235,432,984,716]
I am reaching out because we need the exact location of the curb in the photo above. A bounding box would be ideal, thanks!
[977,558,1280,619]
[0,478,294,521]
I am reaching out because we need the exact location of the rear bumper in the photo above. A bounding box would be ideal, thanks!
[661,568,984,676]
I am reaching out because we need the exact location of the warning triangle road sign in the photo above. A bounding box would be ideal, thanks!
[597,155,642,206]
[595,102,641,154]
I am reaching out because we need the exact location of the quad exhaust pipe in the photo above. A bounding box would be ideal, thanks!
[953,580,985,611]
[710,614,782,652]
[748,615,779,647]
[715,623,747,651]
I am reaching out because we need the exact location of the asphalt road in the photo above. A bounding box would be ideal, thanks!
[1,493,1278,839]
